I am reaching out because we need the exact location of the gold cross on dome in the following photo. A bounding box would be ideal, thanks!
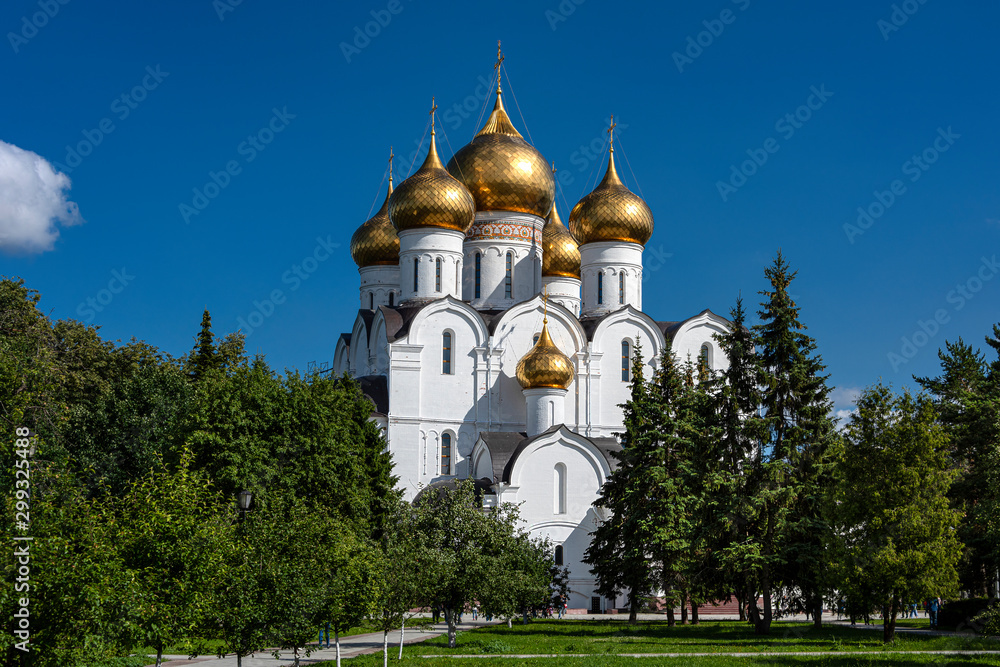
[388,146,394,180]
[608,115,616,152]
[551,162,557,175]
[542,285,549,323]
[494,40,504,92]
[429,97,437,133]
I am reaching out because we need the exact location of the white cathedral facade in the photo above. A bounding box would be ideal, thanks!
[335,70,730,612]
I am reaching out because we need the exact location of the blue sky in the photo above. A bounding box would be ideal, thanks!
[3,0,998,416]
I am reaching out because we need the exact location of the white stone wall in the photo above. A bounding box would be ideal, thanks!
[524,387,567,437]
[542,275,581,317]
[580,242,644,317]
[398,228,464,303]
[462,211,544,309]
[358,265,400,309]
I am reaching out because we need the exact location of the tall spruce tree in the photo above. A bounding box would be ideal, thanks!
[915,328,1000,596]
[750,252,836,633]
[190,309,222,381]
[585,342,659,622]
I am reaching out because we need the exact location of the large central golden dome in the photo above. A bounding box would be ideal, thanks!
[541,203,580,279]
[515,319,575,390]
[389,130,476,233]
[569,149,654,246]
[351,176,399,267]
[446,90,554,219]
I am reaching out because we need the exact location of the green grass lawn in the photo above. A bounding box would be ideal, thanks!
[318,619,1000,666]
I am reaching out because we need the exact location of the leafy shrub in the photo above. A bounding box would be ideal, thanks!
[939,597,998,630]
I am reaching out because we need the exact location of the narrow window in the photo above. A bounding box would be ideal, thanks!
[441,433,452,475]
[413,258,419,292]
[700,344,711,374]
[442,332,452,374]
[388,292,394,306]
[619,272,625,304]
[475,253,481,298]
[533,333,540,345]
[505,252,513,299]
[554,463,567,514]
[435,258,442,292]
[369,293,374,309]
[555,545,564,566]
[621,340,630,382]
[597,271,604,304]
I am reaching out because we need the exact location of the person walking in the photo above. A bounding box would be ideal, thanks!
[472,605,478,621]
[928,597,941,629]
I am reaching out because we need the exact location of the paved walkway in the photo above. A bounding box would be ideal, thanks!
[141,618,498,666]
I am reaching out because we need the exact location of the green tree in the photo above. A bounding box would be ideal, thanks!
[832,383,962,643]
[113,450,233,667]
[750,251,836,633]
[915,330,1000,596]
[584,343,659,623]
[320,526,382,667]
[189,309,222,381]
[413,480,549,647]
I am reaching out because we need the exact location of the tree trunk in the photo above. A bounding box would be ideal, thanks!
[399,618,405,660]
[447,608,458,648]
[156,642,163,667]
[293,646,300,667]
[692,601,700,625]
[666,607,675,626]
[883,599,898,644]
[335,629,341,667]
[681,590,688,625]
[629,593,639,624]
[737,588,746,622]
[507,617,512,628]
[813,596,823,629]
[754,564,773,635]
[237,655,242,667]
[383,630,389,667]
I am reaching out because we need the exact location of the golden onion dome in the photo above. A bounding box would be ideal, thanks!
[541,203,580,279]
[446,89,554,218]
[389,129,476,233]
[569,148,654,246]
[515,318,575,390]
[350,176,399,267]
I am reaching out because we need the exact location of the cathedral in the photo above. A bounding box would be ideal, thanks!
[335,56,731,612]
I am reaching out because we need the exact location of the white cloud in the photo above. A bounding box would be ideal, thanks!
[0,140,83,254]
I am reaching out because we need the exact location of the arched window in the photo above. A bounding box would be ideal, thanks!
[369,293,374,309]
[554,463,567,514]
[474,253,481,299]
[413,258,419,292]
[505,252,513,299]
[441,433,452,475]
[388,292,394,306]
[435,258,442,292]
[700,343,711,374]
[533,333,540,345]
[621,340,630,382]
[442,332,452,374]
[554,544,564,566]
[597,271,604,305]
[619,272,625,304]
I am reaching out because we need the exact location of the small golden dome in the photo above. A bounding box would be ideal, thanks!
[446,90,554,218]
[569,149,654,246]
[515,319,575,390]
[542,203,580,279]
[389,130,476,233]
[351,177,399,267]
